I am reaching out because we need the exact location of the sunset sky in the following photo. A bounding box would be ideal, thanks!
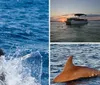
[51,0,100,17]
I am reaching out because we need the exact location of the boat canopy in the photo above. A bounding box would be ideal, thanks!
[74,13,87,16]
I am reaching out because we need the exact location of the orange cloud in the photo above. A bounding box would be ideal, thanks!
[51,14,75,22]
[51,14,100,22]
[58,17,66,22]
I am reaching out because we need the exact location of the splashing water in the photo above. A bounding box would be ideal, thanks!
[0,51,42,85]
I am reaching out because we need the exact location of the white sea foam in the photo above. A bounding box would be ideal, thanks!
[0,53,41,85]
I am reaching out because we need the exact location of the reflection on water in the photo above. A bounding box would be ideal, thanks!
[67,24,86,28]
[51,21,100,42]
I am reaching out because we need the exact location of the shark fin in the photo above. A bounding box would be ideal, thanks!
[53,56,100,83]
[53,56,74,82]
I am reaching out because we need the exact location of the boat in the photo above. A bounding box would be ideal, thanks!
[65,13,88,25]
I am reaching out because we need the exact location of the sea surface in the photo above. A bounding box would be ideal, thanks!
[50,21,100,42]
[50,44,100,85]
[0,0,48,85]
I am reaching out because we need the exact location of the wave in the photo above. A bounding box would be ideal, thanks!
[0,0,48,9]
[0,51,44,85]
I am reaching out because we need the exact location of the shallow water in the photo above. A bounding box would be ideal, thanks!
[50,21,100,42]
[50,44,100,85]
[0,0,48,85]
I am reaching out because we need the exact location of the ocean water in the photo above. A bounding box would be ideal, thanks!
[0,0,48,85]
[50,44,100,85]
[50,21,100,42]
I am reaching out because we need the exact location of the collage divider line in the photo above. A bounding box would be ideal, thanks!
[50,42,100,44]
[49,0,50,85]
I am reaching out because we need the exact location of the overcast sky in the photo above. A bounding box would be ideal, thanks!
[51,0,100,17]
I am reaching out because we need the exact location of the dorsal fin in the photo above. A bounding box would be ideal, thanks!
[53,56,74,82]
[63,56,74,71]
[53,56,100,83]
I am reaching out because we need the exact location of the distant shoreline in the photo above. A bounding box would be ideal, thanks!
[50,20,100,22]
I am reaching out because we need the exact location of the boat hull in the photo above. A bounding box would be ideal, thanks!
[66,20,88,25]
[65,18,88,25]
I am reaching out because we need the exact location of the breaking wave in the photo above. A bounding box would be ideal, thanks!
[0,51,43,85]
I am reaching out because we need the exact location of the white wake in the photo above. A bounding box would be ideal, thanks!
[0,52,41,85]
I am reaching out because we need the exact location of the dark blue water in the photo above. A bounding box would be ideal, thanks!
[51,44,100,85]
[0,0,48,85]
[51,21,100,42]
